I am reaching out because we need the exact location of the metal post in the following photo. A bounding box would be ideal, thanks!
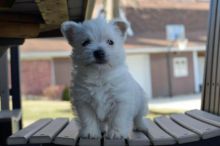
[10,46,22,128]
[0,46,7,58]
[166,42,175,97]
[202,0,219,113]
[0,46,9,110]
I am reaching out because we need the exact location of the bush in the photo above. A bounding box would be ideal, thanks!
[62,87,71,101]
[43,85,64,100]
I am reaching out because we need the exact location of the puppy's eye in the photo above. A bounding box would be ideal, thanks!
[82,39,91,47]
[107,39,114,45]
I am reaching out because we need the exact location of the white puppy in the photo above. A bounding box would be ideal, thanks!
[61,17,148,139]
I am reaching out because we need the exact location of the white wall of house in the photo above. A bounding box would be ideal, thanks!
[193,51,200,93]
[126,53,152,99]
[193,51,205,93]
[198,56,205,89]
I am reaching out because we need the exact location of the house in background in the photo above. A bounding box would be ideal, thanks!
[19,0,209,99]
[124,0,209,98]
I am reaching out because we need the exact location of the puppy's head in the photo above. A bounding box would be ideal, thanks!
[61,17,128,69]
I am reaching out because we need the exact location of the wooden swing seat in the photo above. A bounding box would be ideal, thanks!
[7,109,220,146]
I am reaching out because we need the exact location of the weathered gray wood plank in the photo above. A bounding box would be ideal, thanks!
[186,109,220,127]
[69,8,84,18]
[210,0,220,114]
[0,110,21,121]
[104,138,125,146]
[202,0,218,112]
[68,0,83,9]
[171,114,220,139]
[84,0,95,20]
[215,1,220,115]
[79,138,101,146]
[155,116,200,144]
[54,119,80,146]
[30,118,68,143]
[145,119,176,145]
[128,131,150,146]
[7,118,52,145]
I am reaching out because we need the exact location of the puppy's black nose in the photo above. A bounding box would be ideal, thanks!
[93,49,105,60]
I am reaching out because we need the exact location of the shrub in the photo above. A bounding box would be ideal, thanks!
[43,85,64,100]
[62,87,71,101]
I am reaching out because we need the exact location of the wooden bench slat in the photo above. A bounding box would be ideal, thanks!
[0,110,21,121]
[77,122,101,146]
[145,119,176,145]
[128,131,150,146]
[29,118,69,144]
[7,118,52,145]
[54,119,80,146]
[155,116,200,144]
[171,114,220,139]
[104,138,125,146]
[186,109,220,127]
[79,138,101,146]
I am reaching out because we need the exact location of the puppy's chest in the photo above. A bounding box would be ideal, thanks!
[76,73,118,119]
[88,80,114,104]
[87,81,116,120]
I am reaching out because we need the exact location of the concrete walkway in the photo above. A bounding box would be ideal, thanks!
[148,94,202,113]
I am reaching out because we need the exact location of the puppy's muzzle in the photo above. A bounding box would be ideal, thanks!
[93,49,107,64]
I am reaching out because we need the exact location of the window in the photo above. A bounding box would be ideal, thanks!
[173,57,189,77]
[166,24,185,41]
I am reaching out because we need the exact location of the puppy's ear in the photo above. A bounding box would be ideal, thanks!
[111,19,128,40]
[61,21,81,45]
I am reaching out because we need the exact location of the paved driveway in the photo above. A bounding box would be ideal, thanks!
[149,94,201,113]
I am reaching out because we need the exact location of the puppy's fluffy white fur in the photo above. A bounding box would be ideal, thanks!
[61,17,148,139]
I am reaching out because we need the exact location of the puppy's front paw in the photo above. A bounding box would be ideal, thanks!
[106,128,127,139]
[79,127,101,139]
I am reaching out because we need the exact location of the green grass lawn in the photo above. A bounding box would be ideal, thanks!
[22,100,74,126]
[22,99,181,126]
